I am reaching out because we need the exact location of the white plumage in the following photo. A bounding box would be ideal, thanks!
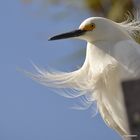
[31,16,140,138]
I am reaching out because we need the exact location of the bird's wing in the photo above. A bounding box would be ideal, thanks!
[112,40,140,79]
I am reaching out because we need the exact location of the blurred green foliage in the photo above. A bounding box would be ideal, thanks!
[86,0,134,22]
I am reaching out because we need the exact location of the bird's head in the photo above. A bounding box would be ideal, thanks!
[49,17,129,42]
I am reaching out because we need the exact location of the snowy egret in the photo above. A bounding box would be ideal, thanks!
[32,16,140,138]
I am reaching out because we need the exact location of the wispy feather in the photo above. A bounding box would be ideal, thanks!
[119,12,140,38]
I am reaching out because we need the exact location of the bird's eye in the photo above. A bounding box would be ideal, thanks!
[91,23,95,28]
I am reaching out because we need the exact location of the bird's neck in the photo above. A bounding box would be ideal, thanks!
[86,42,106,60]
[91,40,117,54]
[85,41,117,66]
[86,40,115,58]
[81,41,119,82]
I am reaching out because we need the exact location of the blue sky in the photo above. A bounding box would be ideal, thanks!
[0,0,121,140]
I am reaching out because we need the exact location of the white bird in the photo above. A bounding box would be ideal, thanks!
[31,16,140,138]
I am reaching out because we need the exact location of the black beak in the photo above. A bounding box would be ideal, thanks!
[48,29,86,41]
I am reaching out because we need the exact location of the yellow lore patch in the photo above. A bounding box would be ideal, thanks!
[81,23,95,31]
